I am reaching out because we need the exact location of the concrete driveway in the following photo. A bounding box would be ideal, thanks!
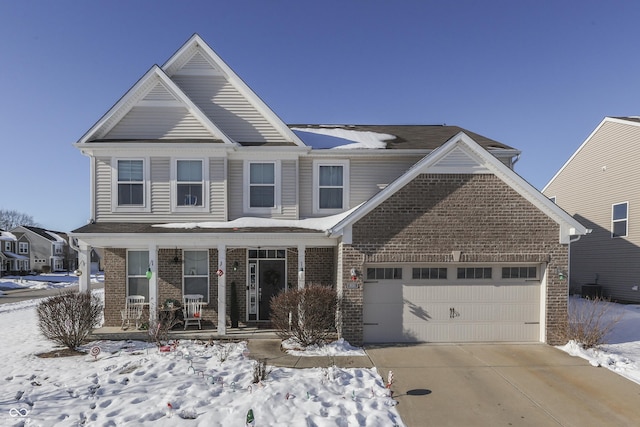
[365,344,640,427]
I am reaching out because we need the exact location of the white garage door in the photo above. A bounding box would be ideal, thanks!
[363,265,541,343]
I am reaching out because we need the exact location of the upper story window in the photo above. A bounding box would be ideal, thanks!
[18,242,28,254]
[116,159,145,206]
[4,241,11,252]
[244,161,280,213]
[612,202,628,238]
[313,160,349,213]
[176,160,203,207]
[53,244,63,255]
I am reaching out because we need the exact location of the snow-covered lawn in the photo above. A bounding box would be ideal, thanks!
[0,278,403,426]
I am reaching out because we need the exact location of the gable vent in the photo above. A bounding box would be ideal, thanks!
[429,147,489,173]
[176,52,222,75]
[143,83,178,102]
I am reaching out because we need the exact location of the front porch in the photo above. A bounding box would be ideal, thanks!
[90,323,280,342]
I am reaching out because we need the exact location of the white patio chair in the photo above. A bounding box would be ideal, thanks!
[182,294,205,330]
[120,295,145,330]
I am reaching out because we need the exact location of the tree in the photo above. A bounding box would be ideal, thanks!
[0,209,37,230]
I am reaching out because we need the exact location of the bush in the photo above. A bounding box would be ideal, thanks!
[559,296,624,349]
[270,285,337,347]
[37,291,103,350]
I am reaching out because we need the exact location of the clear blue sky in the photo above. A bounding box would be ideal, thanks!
[2,1,639,232]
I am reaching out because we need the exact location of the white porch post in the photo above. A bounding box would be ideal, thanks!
[297,244,306,290]
[77,243,91,293]
[217,244,227,335]
[148,244,158,323]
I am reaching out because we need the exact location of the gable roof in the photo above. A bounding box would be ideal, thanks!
[543,116,640,192]
[330,132,588,244]
[78,34,305,147]
[15,226,66,243]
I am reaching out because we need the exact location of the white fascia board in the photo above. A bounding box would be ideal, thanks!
[162,34,306,148]
[74,141,234,157]
[329,132,588,241]
[77,66,236,145]
[71,232,337,249]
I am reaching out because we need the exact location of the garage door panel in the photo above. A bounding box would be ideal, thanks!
[363,267,542,343]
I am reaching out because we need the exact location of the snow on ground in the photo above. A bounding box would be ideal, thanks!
[0,277,404,426]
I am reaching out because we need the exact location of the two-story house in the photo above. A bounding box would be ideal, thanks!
[10,226,73,273]
[0,229,27,275]
[543,116,640,303]
[71,35,587,345]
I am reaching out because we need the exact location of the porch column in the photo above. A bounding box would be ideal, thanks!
[297,244,306,290]
[77,243,91,293]
[148,243,158,323]
[217,243,227,335]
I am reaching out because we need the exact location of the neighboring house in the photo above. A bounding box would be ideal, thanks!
[0,229,28,275]
[543,116,640,303]
[10,226,75,273]
[70,34,587,345]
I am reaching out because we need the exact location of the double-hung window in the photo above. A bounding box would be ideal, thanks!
[313,160,349,213]
[612,202,628,238]
[177,160,203,207]
[18,242,28,254]
[245,161,280,212]
[127,250,149,300]
[117,160,144,206]
[183,250,209,303]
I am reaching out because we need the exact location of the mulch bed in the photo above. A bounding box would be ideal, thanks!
[36,348,87,358]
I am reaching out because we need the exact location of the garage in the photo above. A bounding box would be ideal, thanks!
[363,264,542,343]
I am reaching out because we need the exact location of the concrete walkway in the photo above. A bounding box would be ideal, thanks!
[247,339,374,369]
[365,343,640,427]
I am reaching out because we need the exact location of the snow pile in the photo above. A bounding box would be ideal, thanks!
[283,338,367,357]
[292,127,396,149]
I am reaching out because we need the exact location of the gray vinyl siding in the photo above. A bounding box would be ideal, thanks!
[299,155,422,217]
[95,157,112,221]
[150,157,171,214]
[209,157,227,221]
[104,106,213,140]
[172,75,288,144]
[281,160,298,219]
[544,120,640,302]
[227,160,244,220]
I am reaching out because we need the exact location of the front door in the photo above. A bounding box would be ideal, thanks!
[247,249,287,322]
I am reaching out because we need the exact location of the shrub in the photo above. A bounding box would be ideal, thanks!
[270,285,337,347]
[37,291,103,350]
[558,296,624,349]
[252,359,271,384]
[148,309,182,347]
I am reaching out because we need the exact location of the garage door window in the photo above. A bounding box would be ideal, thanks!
[502,266,537,279]
[457,267,492,279]
[412,267,447,279]
[366,268,402,280]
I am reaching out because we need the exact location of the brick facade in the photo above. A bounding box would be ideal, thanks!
[339,174,569,345]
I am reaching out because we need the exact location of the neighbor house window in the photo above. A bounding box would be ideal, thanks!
[117,159,144,206]
[4,242,10,251]
[413,267,447,279]
[175,160,204,207]
[127,250,149,300]
[612,202,628,238]
[313,160,349,212]
[366,267,402,280]
[502,266,537,279]
[183,250,209,303]
[457,267,492,279]
[245,161,280,211]
[18,242,28,254]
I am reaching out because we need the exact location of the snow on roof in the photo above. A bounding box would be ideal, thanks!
[0,231,17,241]
[291,126,395,149]
[45,230,66,243]
[153,206,360,232]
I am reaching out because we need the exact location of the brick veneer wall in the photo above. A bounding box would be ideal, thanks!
[103,248,126,327]
[339,174,569,346]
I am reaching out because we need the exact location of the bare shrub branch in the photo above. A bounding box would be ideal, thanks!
[557,296,624,349]
[37,291,103,350]
[270,285,337,347]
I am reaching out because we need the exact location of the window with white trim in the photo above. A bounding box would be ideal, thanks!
[183,250,209,303]
[244,161,280,212]
[313,160,349,213]
[18,242,28,254]
[117,159,145,206]
[127,250,149,300]
[176,160,203,207]
[3,242,10,252]
[612,202,628,238]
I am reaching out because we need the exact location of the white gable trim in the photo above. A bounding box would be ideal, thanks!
[542,117,640,193]
[78,66,236,145]
[162,34,307,147]
[330,132,588,244]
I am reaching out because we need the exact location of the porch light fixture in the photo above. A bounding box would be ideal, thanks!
[232,261,239,271]
[172,248,182,264]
